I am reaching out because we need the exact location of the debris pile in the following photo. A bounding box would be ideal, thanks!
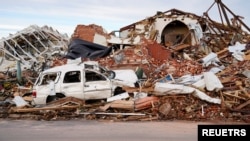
[0,24,69,73]
[0,0,249,122]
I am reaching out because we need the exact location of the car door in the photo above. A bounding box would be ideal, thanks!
[33,72,60,104]
[61,70,84,99]
[83,69,112,100]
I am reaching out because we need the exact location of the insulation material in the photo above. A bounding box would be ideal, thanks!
[154,82,221,104]
[107,92,130,102]
[112,69,138,87]
[203,71,223,91]
[228,42,246,61]
[154,83,195,94]
[12,96,28,107]
[193,89,221,104]
[200,52,220,67]
[0,0,250,122]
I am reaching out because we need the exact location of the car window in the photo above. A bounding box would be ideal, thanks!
[85,70,107,82]
[40,73,58,85]
[63,71,81,83]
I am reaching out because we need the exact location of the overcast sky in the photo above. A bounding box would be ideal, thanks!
[0,0,249,38]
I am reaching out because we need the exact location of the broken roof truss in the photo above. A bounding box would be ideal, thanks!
[0,25,69,71]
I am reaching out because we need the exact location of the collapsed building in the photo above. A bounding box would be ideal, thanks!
[0,25,69,77]
[0,0,250,122]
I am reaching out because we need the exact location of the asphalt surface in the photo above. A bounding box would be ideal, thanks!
[0,119,247,141]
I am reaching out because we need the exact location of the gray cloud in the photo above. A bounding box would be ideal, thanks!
[1,0,249,38]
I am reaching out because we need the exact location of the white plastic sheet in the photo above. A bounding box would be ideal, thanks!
[154,82,221,104]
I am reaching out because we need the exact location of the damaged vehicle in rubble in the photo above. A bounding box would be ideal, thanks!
[31,61,138,105]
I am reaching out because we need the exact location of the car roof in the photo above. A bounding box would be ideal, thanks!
[43,63,85,73]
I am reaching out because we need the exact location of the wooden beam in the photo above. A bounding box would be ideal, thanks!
[222,92,246,100]
[234,100,250,110]
[9,105,79,113]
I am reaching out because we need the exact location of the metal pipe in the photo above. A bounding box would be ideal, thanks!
[16,60,22,85]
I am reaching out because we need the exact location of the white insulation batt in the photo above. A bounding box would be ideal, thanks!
[154,83,195,94]
[12,96,28,107]
[112,69,138,87]
[192,71,224,92]
[203,71,223,91]
[228,42,246,61]
[154,83,221,104]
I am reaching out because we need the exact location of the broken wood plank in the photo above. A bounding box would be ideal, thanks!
[135,96,159,105]
[9,105,79,113]
[109,100,134,111]
[172,43,190,51]
[244,54,250,60]
[235,81,250,98]
[46,96,85,107]
[135,96,159,111]
[220,76,234,84]
[23,96,33,101]
[98,103,112,112]
[216,47,228,58]
[222,92,247,100]
[234,100,250,110]
[224,101,241,104]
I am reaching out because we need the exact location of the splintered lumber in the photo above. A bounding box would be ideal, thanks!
[23,96,33,102]
[220,76,234,84]
[135,96,159,111]
[98,103,112,112]
[172,44,190,51]
[46,96,85,107]
[9,105,79,113]
[10,97,85,113]
[244,54,250,60]
[234,100,250,110]
[222,92,247,100]
[235,81,250,98]
[216,47,228,57]
[109,100,134,110]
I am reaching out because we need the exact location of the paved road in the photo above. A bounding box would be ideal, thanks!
[0,119,244,141]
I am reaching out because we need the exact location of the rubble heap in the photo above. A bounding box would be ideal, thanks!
[0,0,249,122]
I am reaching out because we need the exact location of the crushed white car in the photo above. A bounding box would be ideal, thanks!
[31,61,138,105]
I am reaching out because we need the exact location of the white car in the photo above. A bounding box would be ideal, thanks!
[31,61,138,105]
